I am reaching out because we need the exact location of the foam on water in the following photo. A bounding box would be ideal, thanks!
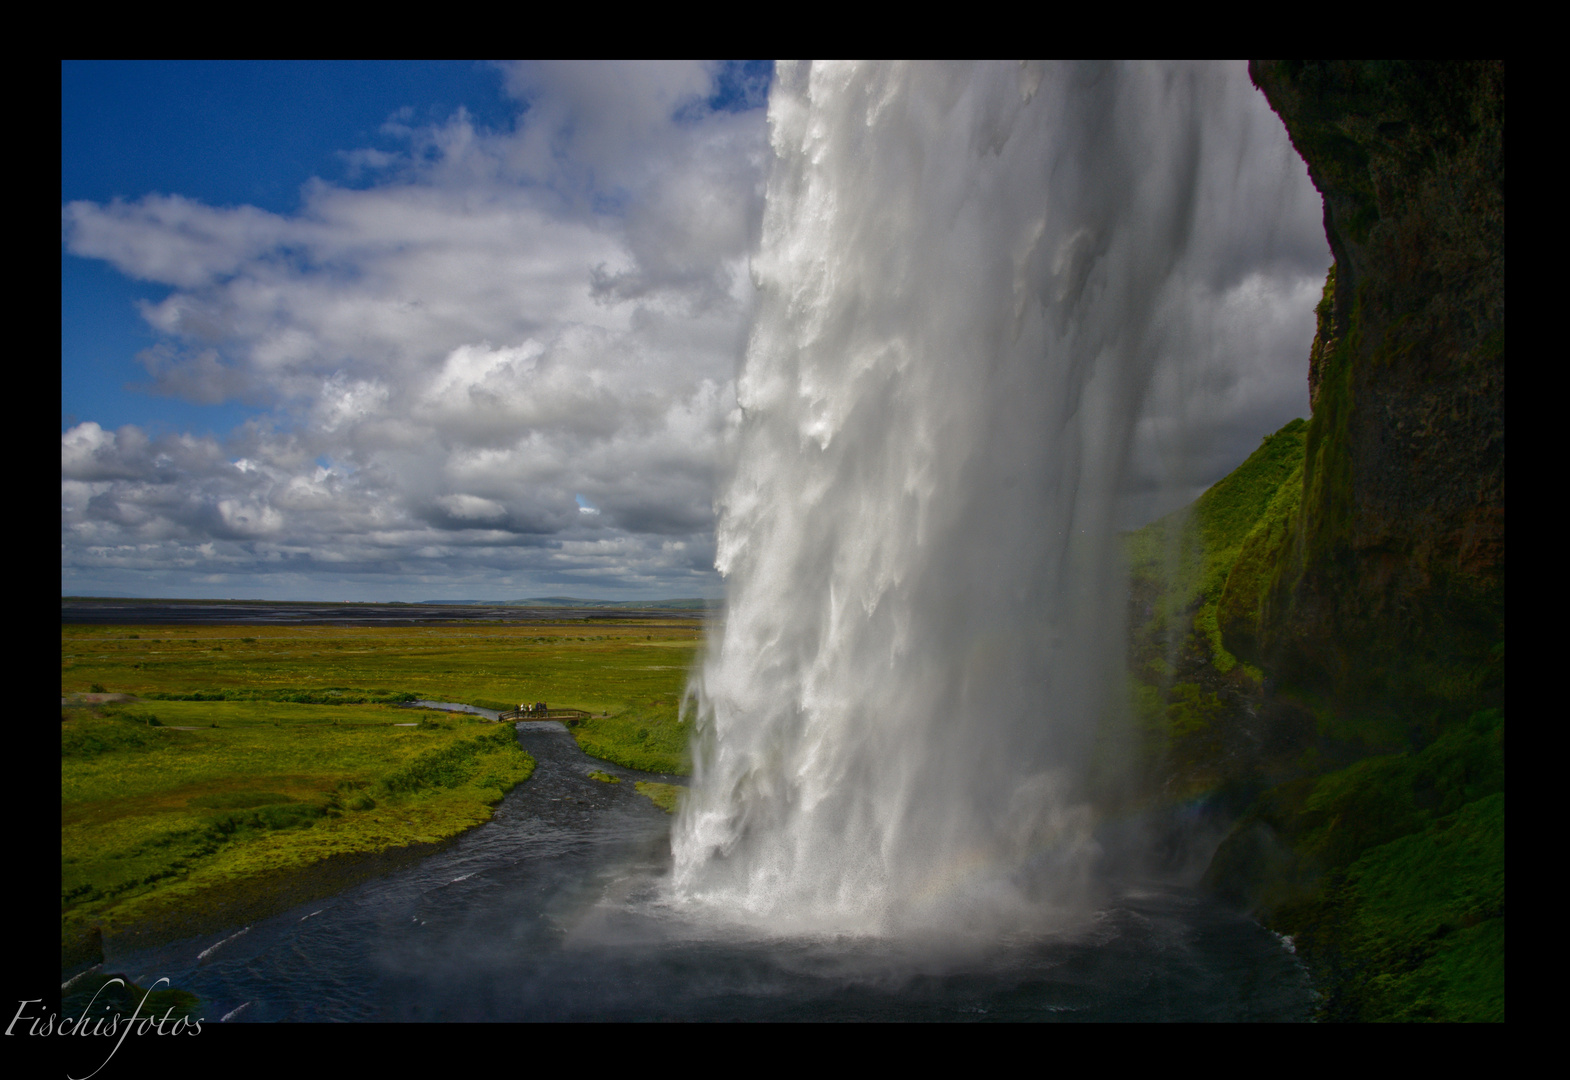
[196,925,249,961]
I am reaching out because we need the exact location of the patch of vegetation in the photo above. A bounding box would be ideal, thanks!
[60,618,702,960]
[1126,416,1310,655]
[186,791,297,810]
[1164,682,1224,737]
[1205,708,1504,1020]
[61,699,532,958]
[62,621,701,745]
[142,688,418,705]
[1223,267,1501,722]
[1122,373,1503,1021]
[1310,794,1504,1021]
[587,770,621,784]
[1119,417,1309,794]
[1296,284,1361,592]
[571,704,688,775]
[1216,462,1304,661]
[381,725,521,794]
[61,970,202,1026]
[635,781,683,815]
[61,713,164,758]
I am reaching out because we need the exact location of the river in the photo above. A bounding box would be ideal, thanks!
[95,722,1315,1022]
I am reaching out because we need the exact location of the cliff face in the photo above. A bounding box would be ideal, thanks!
[1190,62,1505,1022]
[1223,61,1504,719]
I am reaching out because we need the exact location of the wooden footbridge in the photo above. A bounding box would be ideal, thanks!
[500,703,595,723]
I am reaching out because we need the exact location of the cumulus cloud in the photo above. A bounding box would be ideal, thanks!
[62,195,290,289]
[62,63,765,600]
[61,61,1324,599]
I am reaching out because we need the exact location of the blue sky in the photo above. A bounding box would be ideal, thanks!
[62,61,773,601]
[63,62,520,437]
[61,61,1323,603]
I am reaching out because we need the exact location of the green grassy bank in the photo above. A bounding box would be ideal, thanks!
[1123,410,1505,1020]
[1205,708,1504,1021]
[1119,417,1308,798]
[62,619,700,773]
[61,618,701,967]
[61,701,531,961]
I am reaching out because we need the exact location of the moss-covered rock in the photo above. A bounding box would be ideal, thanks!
[1216,457,1303,663]
[1240,61,1504,722]
[1204,707,1504,1019]
[1313,792,1504,1021]
[634,780,683,814]
[1166,64,1506,1020]
[1120,418,1309,800]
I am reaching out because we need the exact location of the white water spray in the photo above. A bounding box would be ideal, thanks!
[671,61,1297,937]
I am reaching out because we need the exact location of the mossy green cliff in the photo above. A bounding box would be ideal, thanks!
[1205,708,1503,1021]
[1125,62,1503,1020]
[1235,60,1504,721]
[1123,418,1310,803]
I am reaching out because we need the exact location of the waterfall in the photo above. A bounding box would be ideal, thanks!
[670,61,1268,937]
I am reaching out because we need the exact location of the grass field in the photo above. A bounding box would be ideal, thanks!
[62,618,701,769]
[62,620,700,711]
[61,617,702,965]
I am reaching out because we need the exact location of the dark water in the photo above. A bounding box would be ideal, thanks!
[99,724,1314,1022]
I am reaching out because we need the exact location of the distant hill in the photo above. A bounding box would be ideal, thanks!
[418,597,721,610]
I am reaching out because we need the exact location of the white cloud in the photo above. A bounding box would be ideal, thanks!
[435,493,510,522]
[62,65,766,599]
[61,61,1325,599]
[62,195,290,289]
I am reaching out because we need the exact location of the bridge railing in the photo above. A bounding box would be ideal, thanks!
[501,707,594,723]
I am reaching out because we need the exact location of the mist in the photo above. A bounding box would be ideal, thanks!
[670,61,1325,937]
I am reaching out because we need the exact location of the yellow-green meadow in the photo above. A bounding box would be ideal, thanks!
[61,617,700,963]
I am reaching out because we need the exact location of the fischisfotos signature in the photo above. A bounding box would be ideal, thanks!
[9,978,203,1079]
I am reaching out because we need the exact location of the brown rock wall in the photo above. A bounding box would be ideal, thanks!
[1238,61,1504,716]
